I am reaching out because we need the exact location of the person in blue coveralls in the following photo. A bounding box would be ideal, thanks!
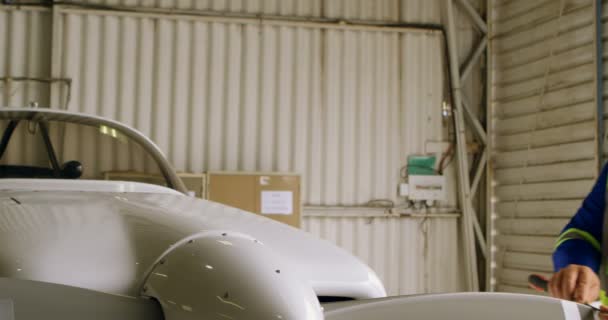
[552,164,608,315]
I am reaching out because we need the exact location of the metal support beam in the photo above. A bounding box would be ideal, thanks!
[447,0,491,292]
[594,0,605,171]
[447,0,480,289]
[460,36,488,83]
[471,148,488,196]
[452,106,480,291]
[456,0,488,34]
[40,3,446,34]
[485,0,494,293]
[471,207,488,259]
[462,94,487,145]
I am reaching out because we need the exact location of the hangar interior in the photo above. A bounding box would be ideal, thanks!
[0,0,604,299]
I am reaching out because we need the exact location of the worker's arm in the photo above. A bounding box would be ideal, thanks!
[551,164,608,302]
[553,164,607,272]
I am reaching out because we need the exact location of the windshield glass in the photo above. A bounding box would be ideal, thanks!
[0,118,168,186]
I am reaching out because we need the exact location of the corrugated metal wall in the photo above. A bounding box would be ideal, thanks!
[490,0,598,294]
[0,7,55,168]
[1,1,482,295]
[50,7,430,207]
[68,0,440,23]
[0,7,52,107]
[303,209,464,295]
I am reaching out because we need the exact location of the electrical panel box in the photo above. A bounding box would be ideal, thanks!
[206,172,301,228]
[408,175,447,201]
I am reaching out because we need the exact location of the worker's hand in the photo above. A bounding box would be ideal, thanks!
[600,305,608,320]
[549,264,600,303]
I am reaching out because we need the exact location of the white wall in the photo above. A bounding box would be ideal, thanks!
[0,0,482,295]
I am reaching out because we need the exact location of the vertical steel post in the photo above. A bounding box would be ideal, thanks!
[446,0,479,291]
[485,0,495,292]
[595,0,604,172]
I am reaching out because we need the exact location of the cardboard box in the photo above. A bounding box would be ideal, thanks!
[104,171,301,228]
[207,172,301,228]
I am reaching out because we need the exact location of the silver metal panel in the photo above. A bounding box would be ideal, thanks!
[495,218,570,236]
[495,200,582,218]
[491,0,590,37]
[494,122,595,151]
[490,0,596,294]
[495,235,556,254]
[493,141,596,169]
[495,102,594,135]
[494,160,596,185]
[0,278,162,320]
[495,179,593,201]
[500,252,553,272]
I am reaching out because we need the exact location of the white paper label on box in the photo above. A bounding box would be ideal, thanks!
[261,191,293,215]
